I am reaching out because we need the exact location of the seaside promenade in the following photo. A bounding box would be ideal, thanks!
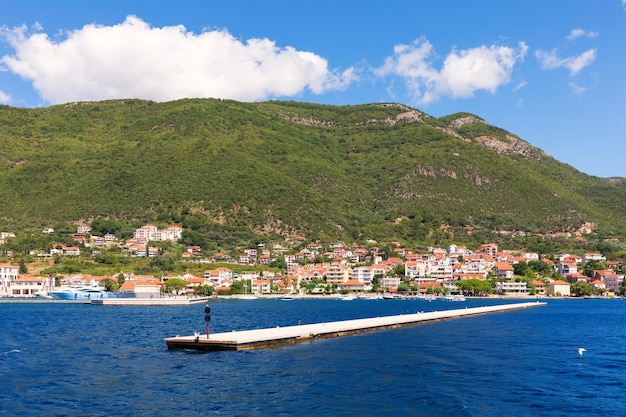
[165,301,546,351]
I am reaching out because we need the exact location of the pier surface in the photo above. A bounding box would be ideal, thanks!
[165,301,545,351]
[91,297,209,306]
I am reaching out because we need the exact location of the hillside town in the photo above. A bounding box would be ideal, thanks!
[0,223,624,299]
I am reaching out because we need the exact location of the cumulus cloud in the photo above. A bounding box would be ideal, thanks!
[0,90,10,103]
[0,16,356,104]
[535,48,597,76]
[375,37,527,105]
[566,28,598,41]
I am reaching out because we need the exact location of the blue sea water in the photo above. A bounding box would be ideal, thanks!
[1,297,625,416]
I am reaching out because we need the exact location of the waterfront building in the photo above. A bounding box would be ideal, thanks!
[325,263,350,286]
[547,280,571,297]
[495,281,529,296]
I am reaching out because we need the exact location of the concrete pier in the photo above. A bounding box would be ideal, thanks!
[165,301,546,351]
[91,297,209,306]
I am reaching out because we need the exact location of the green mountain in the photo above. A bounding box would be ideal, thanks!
[1,98,625,246]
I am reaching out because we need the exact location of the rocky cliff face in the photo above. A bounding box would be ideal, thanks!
[448,114,546,160]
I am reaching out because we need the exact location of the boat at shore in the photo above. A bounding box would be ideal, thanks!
[442,294,466,302]
[49,285,114,300]
[238,294,258,300]
[33,291,54,299]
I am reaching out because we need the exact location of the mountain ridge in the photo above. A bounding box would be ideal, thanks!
[0,98,624,246]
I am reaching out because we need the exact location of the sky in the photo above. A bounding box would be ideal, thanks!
[0,1,625,177]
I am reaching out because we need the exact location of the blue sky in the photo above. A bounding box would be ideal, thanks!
[1,1,625,177]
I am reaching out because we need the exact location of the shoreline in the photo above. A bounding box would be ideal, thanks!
[0,294,617,304]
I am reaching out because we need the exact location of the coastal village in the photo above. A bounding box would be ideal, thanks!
[0,223,623,299]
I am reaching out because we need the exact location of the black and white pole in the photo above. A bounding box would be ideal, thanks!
[204,304,211,339]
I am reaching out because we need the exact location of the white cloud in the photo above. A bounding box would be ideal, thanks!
[566,28,598,41]
[623,0,626,11]
[375,37,527,105]
[0,90,10,103]
[568,82,587,95]
[535,48,597,76]
[0,16,356,104]
[512,81,527,92]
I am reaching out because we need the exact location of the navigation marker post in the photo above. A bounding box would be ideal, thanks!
[204,304,211,339]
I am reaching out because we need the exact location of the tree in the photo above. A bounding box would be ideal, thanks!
[230,280,244,294]
[116,272,126,287]
[513,261,528,277]
[581,259,607,277]
[372,274,382,292]
[164,278,188,295]
[194,284,214,296]
[100,278,119,292]
[19,259,28,274]
[527,260,553,276]
[570,281,595,297]
[150,252,177,272]
[456,279,493,296]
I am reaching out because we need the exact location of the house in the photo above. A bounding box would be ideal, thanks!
[351,265,375,290]
[558,260,578,275]
[119,277,162,298]
[564,273,588,284]
[64,246,81,256]
[495,262,515,280]
[338,279,364,293]
[479,243,498,257]
[582,253,606,264]
[589,279,606,292]
[495,281,528,296]
[593,270,624,294]
[420,282,442,294]
[251,279,271,294]
[380,276,401,291]
[531,279,546,295]
[547,280,571,297]
[325,263,350,286]
[405,261,427,280]
[204,268,233,287]
[3,274,53,297]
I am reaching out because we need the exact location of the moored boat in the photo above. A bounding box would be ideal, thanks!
[49,285,114,300]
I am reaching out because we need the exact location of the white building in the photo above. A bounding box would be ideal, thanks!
[495,281,528,296]
[133,224,182,242]
[351,266,375,291]
[0,264,20,297]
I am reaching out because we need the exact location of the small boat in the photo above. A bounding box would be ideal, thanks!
[33,291,53,299]
[238,294,258,300]
[442,294,466,301]
[339,295,356,301]
[280,296,294,300]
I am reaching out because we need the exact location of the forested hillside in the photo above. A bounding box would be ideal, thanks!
[0,98,625,248]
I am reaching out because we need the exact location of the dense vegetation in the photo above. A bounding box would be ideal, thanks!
[1,98,625,252]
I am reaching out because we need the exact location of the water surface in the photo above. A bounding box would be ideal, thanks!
[1,298,623,416]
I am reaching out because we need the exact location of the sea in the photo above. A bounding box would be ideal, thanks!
[1,297,625,417]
